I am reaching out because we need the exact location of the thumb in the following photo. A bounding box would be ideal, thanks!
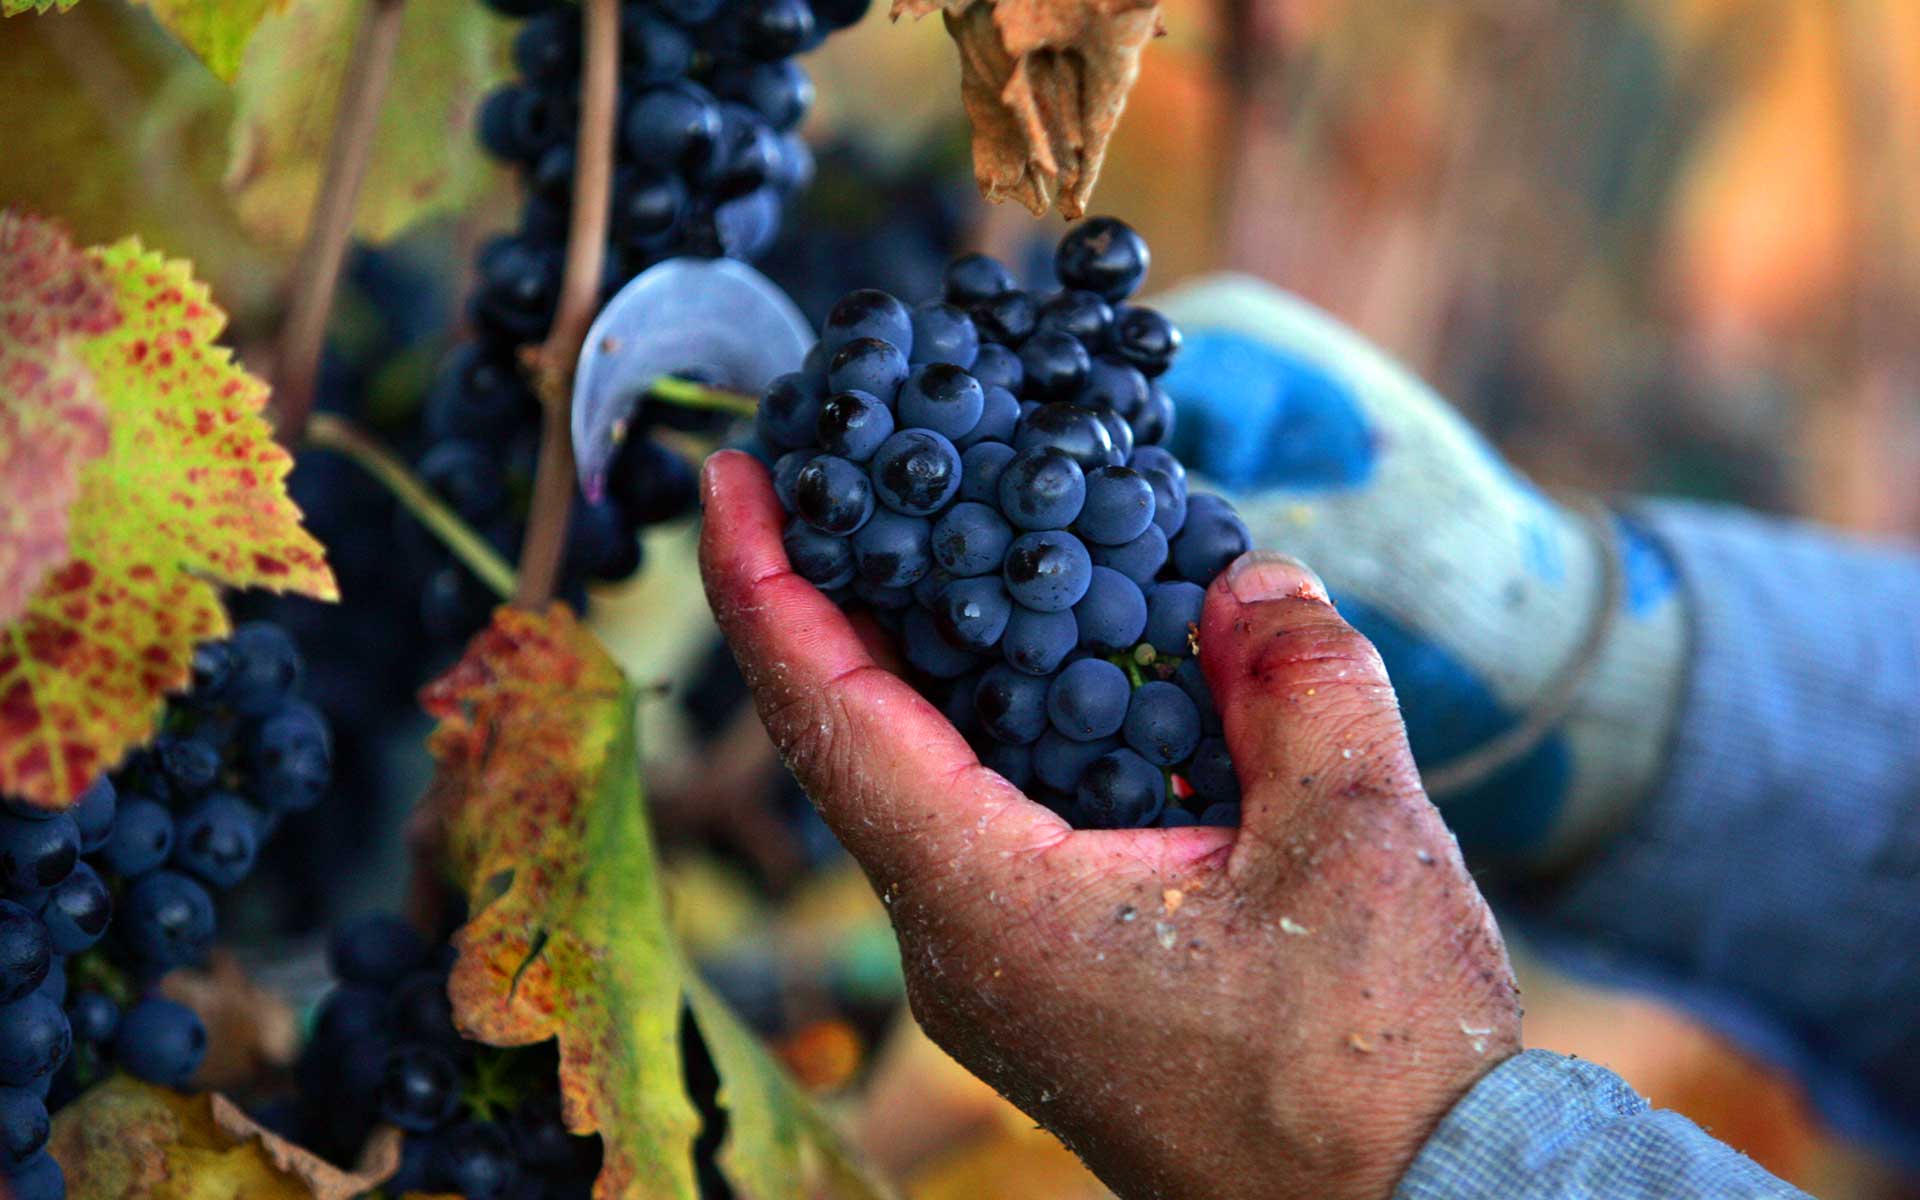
[1197,551,1427,884]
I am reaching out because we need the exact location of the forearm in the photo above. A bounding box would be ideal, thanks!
[1397,1051,1811,1199]
[1510,501,1920,1160]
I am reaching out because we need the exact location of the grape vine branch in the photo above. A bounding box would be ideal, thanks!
[513,0,621,610]
[270,0,407,445]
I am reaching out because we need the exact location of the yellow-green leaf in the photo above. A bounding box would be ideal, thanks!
[48,1075,400,1199]
[2,0,78,14]
[424,606,895,1200]
[135,0,285,80]
[0,237,336,810]
[0,212,118,627]
[224,0,510,249]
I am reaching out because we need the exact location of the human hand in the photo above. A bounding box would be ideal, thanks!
[1155,277,1688,869]
[699,449,1521,1200]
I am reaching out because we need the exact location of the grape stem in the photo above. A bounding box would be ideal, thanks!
[512,0,621,610]
[305,413,518,600]
[270,0,407,444]
[647,376,761,419]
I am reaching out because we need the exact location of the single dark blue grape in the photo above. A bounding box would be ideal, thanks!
[1017,331,1092,400]
[472,236,560,339]
[968,342,1023,394]
[1014,402,1114,473]
[816,389,894,462]
[625,82,722,171]
[1171,496,1251,583]
[827,337,909,400]
[1098,409,1134,465]
[1138,466,1188,537]
[388,969,461,1047]
[114,998,205,1088]
[757,370,825,451]
[153,733,220,801]
[1075,466,1156,546]
[979,740,1033,789]
[420,439,508,523]
[712,185,785,260]
[328,914,429,989]
[1002,530,1092,613]
[380,1045,461,1133]
[957,384,1020,450]
[622,7,695,82]
[1127,444,1186,486]
[896,364,984,440]
[477,84,566,163]
[868,429,961,516]
[1078,358,1148,417]
[245,701,331,813]
[225,621,303,716]
[0,901,48,1005]
[512,8,578,82]
[933,577,1012,651]
[172,793,261,890]
[1076,749,1166,828]
[615,168,688,246]
[0,1084,48,1169]
[943,253,1015,307]
[850,509,931,589]
[433,1122,521,1200]
[1001,605,1077,676]
[1111,306,1180,377]
[930,502,1012,577]
[909,302,979,368]
[1188,737,1240,804]
[822,288,913,358]
[782,520,856,589]
[120,870,215,968]
[958,442,1017,506]
[971,290,1036,346]
[793,455,874,535]
[1032,731,1119,793]
[187,640,235,701]
[0,993,68,1087]
[41,862,109,955]
[709,103,782,198]
[1046,658,1129,741]
[65,992,118,1046]
[1088,522,1167,586]
[772,449,821,511]
[1074,567,1147,655]
[69,778,115,854]
[567,496,644,582]
[734,0,815,57]
[1173,657,1223,735]
[1036,290,1114,349]
[1130,380,1177,446]
[811,0,869,28]
[901,607,979,679]
[973,665,1051,745]
[1122,681,1202,767]
[1056,217,1151,302]
[99,797,172,879]
[1145,582,1205,657]
[1198,803,1240,827]
[0,814,77,895]
[713,59,813,130]
[313,984,389,1051]
[3,1150,61,1200]
[996,447,1084,532]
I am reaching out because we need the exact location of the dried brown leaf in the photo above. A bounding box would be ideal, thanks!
[159,950,300,1090]
[892,0,1162,217]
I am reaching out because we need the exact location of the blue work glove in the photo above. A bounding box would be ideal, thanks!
[1156,276,1689,870]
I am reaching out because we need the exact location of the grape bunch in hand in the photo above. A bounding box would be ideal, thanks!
[757,219,1253,829]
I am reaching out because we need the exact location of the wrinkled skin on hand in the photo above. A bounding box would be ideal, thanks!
[699,450,1522,1200]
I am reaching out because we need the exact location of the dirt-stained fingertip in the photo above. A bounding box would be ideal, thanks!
[1223,550,1330,605]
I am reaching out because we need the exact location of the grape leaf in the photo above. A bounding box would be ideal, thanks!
[136,0,286,80]
[0,237,336,810]
[48,1074,400,1199]
[0,212,118,628]
[425,606,895,1200]
[224,0,509,249]
[892,0,1161,217]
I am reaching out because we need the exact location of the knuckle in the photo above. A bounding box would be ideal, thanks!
[1241,615,1388,695]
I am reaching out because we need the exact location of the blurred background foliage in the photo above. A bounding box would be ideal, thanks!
[5,0,1917,1195]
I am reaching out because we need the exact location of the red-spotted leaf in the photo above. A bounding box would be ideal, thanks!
[0,212,117,628]
[425,606,894,1200]
[0,236,336,810]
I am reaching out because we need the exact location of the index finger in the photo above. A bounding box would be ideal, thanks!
[697,450,1067,882]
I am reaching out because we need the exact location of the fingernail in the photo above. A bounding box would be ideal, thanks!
[1226,551,1330,605]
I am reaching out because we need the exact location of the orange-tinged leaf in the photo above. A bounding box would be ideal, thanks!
[47,1074,399,1199]
[0,237,336,810]
[426,606,894,1200]
[0,212,118,628]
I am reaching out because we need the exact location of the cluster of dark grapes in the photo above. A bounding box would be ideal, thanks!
[0,621,334,1200]
[284,913,601,1199]
[408,0,867,646]
[758,218,1250,830]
